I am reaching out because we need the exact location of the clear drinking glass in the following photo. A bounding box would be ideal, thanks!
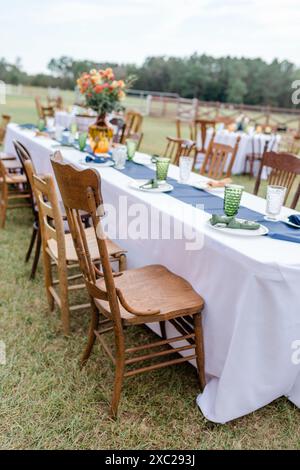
[126,139,137,160]
[224,184,244,217]
[112,146,127,170]
[179,156,193,183]
[156,157,170,183]
[46,117,55,130]
[265,185,286,221]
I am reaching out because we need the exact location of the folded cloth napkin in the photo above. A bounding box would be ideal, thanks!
[210,214,260,230]
[207,177,232,188]
[288,214,300,227]
[85,155,113,164]
[140,178,159,189]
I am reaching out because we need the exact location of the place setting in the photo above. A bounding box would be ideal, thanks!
[128,156,174,193]
[207,184,269,237]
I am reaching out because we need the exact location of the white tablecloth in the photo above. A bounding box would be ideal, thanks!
[5,123,300,424]
[197,128,280,175]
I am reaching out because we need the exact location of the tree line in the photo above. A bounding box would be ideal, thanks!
[0,54,298,108]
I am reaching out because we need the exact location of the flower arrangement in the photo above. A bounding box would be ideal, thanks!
[77,67,133,117]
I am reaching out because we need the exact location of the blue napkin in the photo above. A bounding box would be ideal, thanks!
[289,214,300,227]
[85,155,113,164]
[19,123,36,130]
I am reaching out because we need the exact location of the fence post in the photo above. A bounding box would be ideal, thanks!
[146,95,152,116]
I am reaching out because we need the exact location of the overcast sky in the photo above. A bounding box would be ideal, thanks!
[0,0,298,73]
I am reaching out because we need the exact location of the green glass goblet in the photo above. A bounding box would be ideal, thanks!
[156,157,170,183]
[37,119,46,132]
[126,139,137,160]
[78,132,88,152]
[224,184,244,217]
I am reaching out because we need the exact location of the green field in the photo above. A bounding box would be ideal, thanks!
[0,88,300,450]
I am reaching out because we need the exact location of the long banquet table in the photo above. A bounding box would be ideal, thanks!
[4,123,300,423]
[55,110,280,176]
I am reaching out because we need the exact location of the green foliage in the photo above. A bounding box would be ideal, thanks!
[0,54,299,109]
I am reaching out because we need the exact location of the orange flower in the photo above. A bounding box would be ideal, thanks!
[94,84,104,93]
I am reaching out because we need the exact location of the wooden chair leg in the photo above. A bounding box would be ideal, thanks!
[0,183,8,229]
[194,312,206,392]
[244,156,248,175]
[58,262,70,335]
[159,321,167,339]
[118,254,127,272]
[0,203,6,228]
[30,228,41,279]
[249,157,254,178]
[110,330,126,418]
[42,249,55,313]
[81,300,100,368]
[25,225,38,263]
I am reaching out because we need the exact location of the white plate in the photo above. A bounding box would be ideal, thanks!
[207,219,269,237]
[192,181,225,192]
[129,179,174,193]
[282,217,300,229]
[133,153,154,166]
[79,158,114,168]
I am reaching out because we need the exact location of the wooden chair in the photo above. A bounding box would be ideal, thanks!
[25,160,127,335]
[244,135,278,177]
[47,96,64,111]
[254,151,300,206]
[279,133,300,155]
[163,137,195,165]
[110,117,126,144]
[176,119,195,141]
[122,110,143,142]
[0,114,11,145]
[194,119,217,153]
[291,183,300,210]
[199,134,241,179]
[35,96,55,120]
[51,152,206,417]
[0,160,31,228]
[13,141,41,279]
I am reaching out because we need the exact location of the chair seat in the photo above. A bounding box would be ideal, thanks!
[47,227,125,262]
[95,264,204,325]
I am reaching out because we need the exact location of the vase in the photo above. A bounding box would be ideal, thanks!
[88,114,114,155]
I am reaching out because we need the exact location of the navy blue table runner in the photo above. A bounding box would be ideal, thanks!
[116,161,300,244]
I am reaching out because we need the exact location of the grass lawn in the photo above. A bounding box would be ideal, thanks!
[0,88,300,450]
